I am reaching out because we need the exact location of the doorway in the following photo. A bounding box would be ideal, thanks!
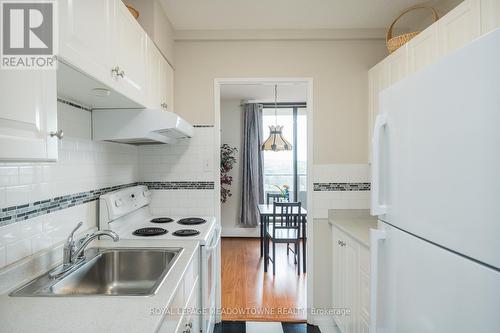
[214,78,314,324]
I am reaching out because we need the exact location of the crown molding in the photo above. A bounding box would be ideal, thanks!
[174,28,389,42]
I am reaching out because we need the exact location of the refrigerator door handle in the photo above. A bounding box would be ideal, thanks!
[370,228,386,333]
[371,114,388,216]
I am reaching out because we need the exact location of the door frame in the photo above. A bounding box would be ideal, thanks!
[213,77,314,324]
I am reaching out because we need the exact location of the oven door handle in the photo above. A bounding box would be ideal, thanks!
[205,225,221,252]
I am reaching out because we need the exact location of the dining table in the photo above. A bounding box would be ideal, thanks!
[258,204,308,273]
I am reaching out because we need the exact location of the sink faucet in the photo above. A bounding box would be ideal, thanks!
[50,222,119,279]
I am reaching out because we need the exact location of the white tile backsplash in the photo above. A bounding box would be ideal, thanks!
[138,127,215,182]
[138,127,216,215]
[312,164,371,218]
[0,101,137,270]
[5,239,31,266]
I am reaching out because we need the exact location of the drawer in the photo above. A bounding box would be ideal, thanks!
[359,245,370,275]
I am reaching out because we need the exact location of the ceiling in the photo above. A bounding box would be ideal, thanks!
[160,0,460,31]
[221,83,307,103]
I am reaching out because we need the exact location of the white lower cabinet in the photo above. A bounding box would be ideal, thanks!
[0,70,58,161]
[157,251,201,333]
[332,225,371,333]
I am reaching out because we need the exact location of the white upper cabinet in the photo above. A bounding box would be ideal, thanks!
[58,0,115,87]
[407,24,439,75]
[368,0,498,161]
[480,0,500,34]
[438,0,481,56]
[161,58,174,112]
[113,0,147,105]
[0,70,58,161]
[146,38,162,109]
[386,45,408,84]
[146,38,174,111]
[57,0,168,109]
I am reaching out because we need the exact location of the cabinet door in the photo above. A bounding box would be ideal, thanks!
[146,38,161,109]
[480,0,500,34]
[386,45,408,85]
[185,278,201,333]
[160,60,174,112]
[0,70,58,161]
[438,0,481,56]
[332,227,345,332]
[408,24,439,75]
[113,0,147,105]
[58,0,114,86]
[343,236,358,333]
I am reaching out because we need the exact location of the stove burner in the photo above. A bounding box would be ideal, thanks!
[178,217,206,225]
[150,217,174,223]
[173,229,200,237]
[133,227,168,237]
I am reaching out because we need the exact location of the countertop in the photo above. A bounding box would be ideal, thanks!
[328,209,378,247]
[0,239,199,333]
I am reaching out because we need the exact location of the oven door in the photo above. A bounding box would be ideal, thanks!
[201,225,220,333]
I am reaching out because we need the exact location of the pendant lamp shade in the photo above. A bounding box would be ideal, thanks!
[261,125,292,151]
[261,84,292,152]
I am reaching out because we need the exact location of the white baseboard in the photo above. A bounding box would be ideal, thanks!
[221,226,260,238]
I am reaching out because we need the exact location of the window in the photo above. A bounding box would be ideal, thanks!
[262,104,307,208]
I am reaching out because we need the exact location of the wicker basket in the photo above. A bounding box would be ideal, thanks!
[386,5,439,54]
[126,4,139,19]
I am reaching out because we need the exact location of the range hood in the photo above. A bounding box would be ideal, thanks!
[92,108,194,145]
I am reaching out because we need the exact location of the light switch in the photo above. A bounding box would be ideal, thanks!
[203,158,211,172]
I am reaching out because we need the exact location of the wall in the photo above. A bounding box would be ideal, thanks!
[0,101,138,270]
[174,39,386,164]
[220,99,244,235]
[137,126,216,217]
[173,38,383,314]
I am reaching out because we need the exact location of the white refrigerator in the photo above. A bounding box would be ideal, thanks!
[370,28,500,333]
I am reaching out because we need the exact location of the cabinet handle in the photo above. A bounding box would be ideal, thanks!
[338,240,346,247]
[186,322,193,328]
[49,129,64,140]
[111,66,125,78]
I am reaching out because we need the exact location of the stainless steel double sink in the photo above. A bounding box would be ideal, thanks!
[10,248,182,297]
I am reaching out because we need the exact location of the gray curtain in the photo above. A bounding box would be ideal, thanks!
[240,103,264,227]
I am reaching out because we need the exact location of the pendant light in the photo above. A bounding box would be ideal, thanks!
[261,85,292,152]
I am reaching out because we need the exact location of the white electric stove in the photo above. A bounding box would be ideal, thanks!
[99,185,216,244]
[98,185,219,333]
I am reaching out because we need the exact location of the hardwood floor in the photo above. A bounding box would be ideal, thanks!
[221,237,307,322]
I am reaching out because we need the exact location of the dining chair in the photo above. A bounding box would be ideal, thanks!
[265,202,303,275]
[266,192,284,204]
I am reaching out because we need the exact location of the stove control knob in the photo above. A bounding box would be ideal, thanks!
[114,199,123,207]
[143,190,151,198]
